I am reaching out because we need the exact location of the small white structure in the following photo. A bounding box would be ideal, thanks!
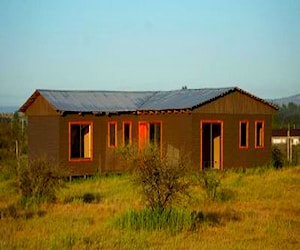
[272,128,300,162]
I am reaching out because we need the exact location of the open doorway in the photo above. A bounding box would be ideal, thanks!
[200,121,223,170]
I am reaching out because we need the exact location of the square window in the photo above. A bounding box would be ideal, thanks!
[69,122,93,161]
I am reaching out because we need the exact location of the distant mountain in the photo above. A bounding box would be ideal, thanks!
[270,94,300,107]
[0,106,18,113]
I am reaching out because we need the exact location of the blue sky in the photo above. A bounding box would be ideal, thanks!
[0,0,300,106]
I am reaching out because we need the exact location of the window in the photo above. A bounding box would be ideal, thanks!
[69,122,93,161]
[255,121,264,148]
[239,120,249,148]
[108,121,117,148]
[138,121,162,149]
[123,121,132,146]
[149,122,161,147]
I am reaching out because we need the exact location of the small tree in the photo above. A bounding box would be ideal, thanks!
[119,145,191,212]
[19,157,63,204]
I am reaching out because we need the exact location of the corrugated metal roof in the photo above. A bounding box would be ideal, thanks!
[39,90,156,112]
[19,87,278,113]
[138,87,235,110]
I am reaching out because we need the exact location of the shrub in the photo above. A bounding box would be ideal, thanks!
[199,169,222,201]
[63,192,101,204]
[135,146,191,211]
[82,192,97,203]
[272,146,284,169]
[18,157,63,204]
[117,145,191,212]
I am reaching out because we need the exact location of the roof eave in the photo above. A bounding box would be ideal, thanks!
[235,87,279,111]
[19,90,41,113]
[189,87,279,111]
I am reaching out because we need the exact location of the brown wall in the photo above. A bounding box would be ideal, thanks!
[27,111,273,175]
[28,116,60,162]
[55,111,273,175]
[56,113,196,175]
[191,113,273,169]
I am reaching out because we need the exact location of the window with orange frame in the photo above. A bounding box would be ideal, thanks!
[239,120,249,149]
[255,120,264,148]
[108,121,117,148]
[69,121,93,161]
[123,121,132,146]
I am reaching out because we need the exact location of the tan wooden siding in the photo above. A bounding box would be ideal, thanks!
[195,91,277,115]
[27,111,274,175]
[28,116,60,162]
[26,95,59,116]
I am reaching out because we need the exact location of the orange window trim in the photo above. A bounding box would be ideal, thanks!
[123,121,132,146]
[239,120,249,149]
[138,121,163,149]
[255,120,265,149]
[199,120,224,171]
[149,120,163,146]
[68,121,93,162]
[108,121,117,148]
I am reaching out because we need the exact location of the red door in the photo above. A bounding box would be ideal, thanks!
[139,122,148,149]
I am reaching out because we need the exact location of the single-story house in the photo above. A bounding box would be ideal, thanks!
[19,87,278,176]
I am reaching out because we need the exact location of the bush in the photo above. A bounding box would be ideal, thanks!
[199,169,222,201]
[18,157,63,204]
[118,145,191,212]
[64,192,101,204]
[272,146,284,169]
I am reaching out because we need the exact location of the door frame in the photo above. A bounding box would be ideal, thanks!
[200,120,224,170]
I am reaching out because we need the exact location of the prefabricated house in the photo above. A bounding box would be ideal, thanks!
[19,87,278,176]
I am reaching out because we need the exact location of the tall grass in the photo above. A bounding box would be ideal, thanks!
[114,208,193,233]
[0,166,299,249]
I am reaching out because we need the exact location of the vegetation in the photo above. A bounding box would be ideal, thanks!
[273,102,300,128]
[0,112,27,180]
[18,157,63,204]
[0,112,299,249]
[198,169,222,201]
[272,146,284,169]
[114,208,193,233]
[123,145,191,212]
[0,166,299,249]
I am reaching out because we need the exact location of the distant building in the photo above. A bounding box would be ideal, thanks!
[272,128,300,164]
[272,129,300,146]
[20,87,278,176]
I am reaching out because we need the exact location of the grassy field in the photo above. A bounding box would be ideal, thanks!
[0,166,299,250]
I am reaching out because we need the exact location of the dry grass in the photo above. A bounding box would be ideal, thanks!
[0,167,299,249]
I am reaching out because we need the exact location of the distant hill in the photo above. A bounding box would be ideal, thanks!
[270,94,300,107]
[0,106,18,113]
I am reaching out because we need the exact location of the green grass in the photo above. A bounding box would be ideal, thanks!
[114,208,193,233]
[0,166,299,249]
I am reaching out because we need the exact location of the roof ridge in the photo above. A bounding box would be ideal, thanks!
[137,91,160,109]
